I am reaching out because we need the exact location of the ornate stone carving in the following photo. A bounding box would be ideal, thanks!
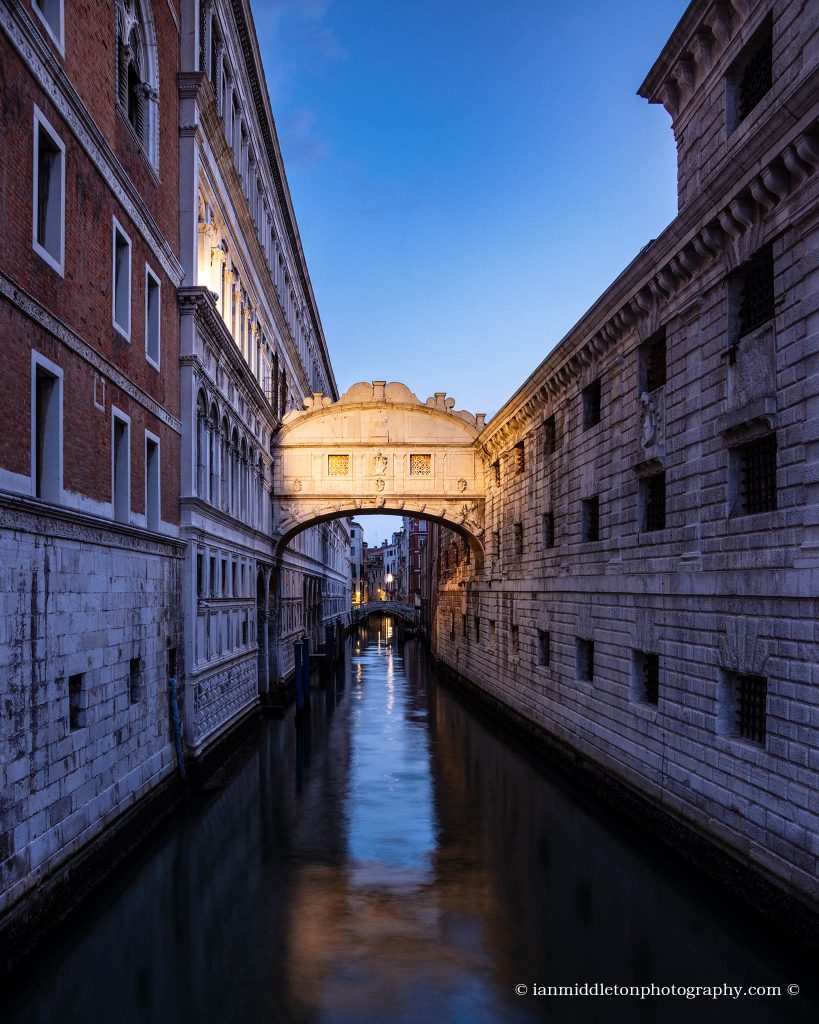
[373,451,388,474]
[638,391,663,448]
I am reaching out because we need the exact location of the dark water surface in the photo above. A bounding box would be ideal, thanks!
[6,618,817,1024]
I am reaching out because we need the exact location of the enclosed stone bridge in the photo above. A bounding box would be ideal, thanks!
[273,381,487,566]
[352,601,419,625]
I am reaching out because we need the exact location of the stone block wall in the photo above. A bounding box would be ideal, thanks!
[0,500,184,916]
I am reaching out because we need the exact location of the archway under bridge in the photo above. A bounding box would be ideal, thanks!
[271,381,487,570]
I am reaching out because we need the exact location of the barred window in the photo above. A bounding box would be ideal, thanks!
[581,496,600,542]
[492,460,500,487]
[583,379,601,429]
[543,415,557,457]
[735,434,777,515]
[737,246,774,337]
[474,616,480,641]
[542,511,555,549]
[328,454,350,476]
[538,630,551,667]
[511,624,519,655]
[513,523,523,556]
[723,672,767,745]
[737,16,773,124]
[576,638,594,681]
[641,472,666,532]
[633,650,660,705]
[514,441,525,474]
[640,329,666,392]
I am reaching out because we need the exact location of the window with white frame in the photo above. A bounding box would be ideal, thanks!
[145,431,160,530]
[112,408,131,523]
[31,352,63,502]
[145,265,160,368]
[33,0,64,52]
[33,108,65,274]
[115,0,158,167]
[112,219,131,338]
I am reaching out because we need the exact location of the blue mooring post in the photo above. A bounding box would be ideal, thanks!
[294,639,304,713]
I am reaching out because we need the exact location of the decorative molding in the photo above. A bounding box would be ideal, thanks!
[718,617,769,676]
[0,271,182,435]
[0,0,184,285]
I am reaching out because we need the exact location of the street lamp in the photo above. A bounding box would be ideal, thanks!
[385,572,393,599]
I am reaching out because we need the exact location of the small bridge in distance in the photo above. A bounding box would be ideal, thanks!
[352,601,419,627]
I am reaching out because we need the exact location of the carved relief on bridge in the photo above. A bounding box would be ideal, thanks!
[273,381,487,556]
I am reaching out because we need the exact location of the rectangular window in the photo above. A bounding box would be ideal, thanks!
[728,13,773,131]
[513,522,523,556]
[511,624,519,655]
[32,354,63,502]
[493,529,500,563]
[145,266,161,368]
[537,630,551,667]
[737,245,774,338]
[221,557,228,596]
[33,0,64,51]
[640,329,666,392]
[33,108,65,274]
[492,460,500,487]
[196,552,204,597]
[514,441,524,474]
[461,614,467,638]
[145,433,160,531]
[734,434,777,515]
[68,671,85,730]
[112,409,131,523]
[576,638,594,682]
[409,454,432,476]
[582,379,601,429]
[641,472,666,532]
[489,620,496,646]
[720,672,767,745]
[543,415,557,457]
[112,219,132,339]
[474,616,480,641]
[542,511,555,549]
[328,454,350,476]
[129,657,142,703]
[209,554,216,597]
[581,496,600,542]
[633,650,660,705]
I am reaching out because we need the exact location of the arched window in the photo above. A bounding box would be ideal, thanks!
[196,391,208,498]
[115,0,159,167]
[209,403,219,503]
[231,427,239,515]
[220,415,230,511]
[240,437,248,520]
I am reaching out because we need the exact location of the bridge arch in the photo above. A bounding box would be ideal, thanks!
[272,381,487,570]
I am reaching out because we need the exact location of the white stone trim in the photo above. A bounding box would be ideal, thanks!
[30,348,64,502]
[144,262,161,370]
[111,405,131,524]
[112,216,132,341]
[32,104,65,276]
[144,427,161,532]
[31,0,63,56]
[0,271,181,434]
[0,0,184,284]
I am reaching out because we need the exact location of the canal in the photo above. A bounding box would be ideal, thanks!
[6,617,817,1024]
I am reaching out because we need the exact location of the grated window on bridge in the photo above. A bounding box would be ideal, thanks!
[582,379,601,430]
[409,454,432,476]
[542,510,555,549]
[328,454,350,476]
[640,328,667,393]
[513,522,523,556]
[641,471,666,532]
[737,245,775,337]
[633,650,660,705]
[576,638,594,681]
[734,14,773,126]
[543,415,557,457]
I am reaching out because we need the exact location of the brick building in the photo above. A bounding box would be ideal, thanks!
[0,0,185,916]
[433,0,819,906]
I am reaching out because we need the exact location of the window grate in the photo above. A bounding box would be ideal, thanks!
[738,247,774,337]
[736,673,767,744]
[738,434,777,514]
[538,630,551,667]
[328,454,350,476]
[409,454,431,476]
[576,638,594,681]
[643,331,667,392]
[640,652,660,705]
[583,380,601,429]
[511,624,519,655]
[542,511,555,549]
[643,472,666,532]
[543,415,557,457]
[514,523,523,556]
[514,441,525,474]
[738,23,772,122]
[582,496,600,542]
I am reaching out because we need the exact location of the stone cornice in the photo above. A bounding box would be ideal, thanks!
[0,491,186,553]
[0,0,184,286]
[226,0,337,399]
[1,270,183,435]
[479,105,819,459]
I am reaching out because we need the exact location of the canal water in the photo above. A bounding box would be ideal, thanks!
[6,617,817,1024]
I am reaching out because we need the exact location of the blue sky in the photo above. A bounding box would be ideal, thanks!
[255,0,687,543]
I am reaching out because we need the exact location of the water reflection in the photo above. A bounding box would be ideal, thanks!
[6,618,817,1024]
